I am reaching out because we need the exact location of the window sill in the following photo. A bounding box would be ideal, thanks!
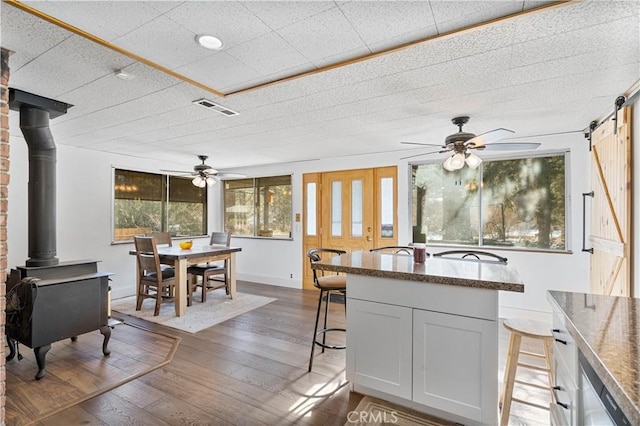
[231,235,293,241]
[422,242,572,255]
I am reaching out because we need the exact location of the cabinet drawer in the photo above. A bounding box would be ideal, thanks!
[553,355,579,426]
[552,311,578,382]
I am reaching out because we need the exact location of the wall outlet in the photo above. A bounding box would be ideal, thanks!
[290,273,293,278]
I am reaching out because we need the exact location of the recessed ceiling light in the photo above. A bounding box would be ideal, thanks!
[196,34,223,50]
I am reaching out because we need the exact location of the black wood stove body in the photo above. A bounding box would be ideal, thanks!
[7,89,113,380]
[7,261,112,380]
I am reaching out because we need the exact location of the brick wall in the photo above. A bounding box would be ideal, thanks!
[1,48,10,423]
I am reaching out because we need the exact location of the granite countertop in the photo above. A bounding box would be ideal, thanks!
[548,290,640,424]
[312,251,524,292]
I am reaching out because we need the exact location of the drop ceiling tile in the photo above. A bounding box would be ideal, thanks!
[430,1,523,34]
[10,35,135,100]
[511,16,640,68]
[175,52,262,93]
[226,31,310,76]
[112,15,212,70]
[240,1,337,30]
[446,22,516,60]
[1,5,72,71]
[338,1,436,48]
[513,1,640,44]
[22,1,166,42]
[278,7,369,63]
[164,1,272,49]
[54,62,181,123]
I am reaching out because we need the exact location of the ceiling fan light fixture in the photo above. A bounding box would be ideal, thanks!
[465,152,482,169]
[192,176,206,188]
[205,176,216,186]
[444,153,465,171]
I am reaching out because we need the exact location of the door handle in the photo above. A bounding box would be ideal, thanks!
[582,191,594,254]
[366,236,372,242]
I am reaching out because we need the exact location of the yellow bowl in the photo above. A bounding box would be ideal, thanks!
[179,241,193,250]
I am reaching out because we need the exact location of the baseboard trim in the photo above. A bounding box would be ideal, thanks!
[236,273,301,289]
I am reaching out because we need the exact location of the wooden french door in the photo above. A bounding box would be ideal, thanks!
[302,166,397,289]
[589,106,632,296]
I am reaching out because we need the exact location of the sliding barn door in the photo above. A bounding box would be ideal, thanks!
[589,106,632,296]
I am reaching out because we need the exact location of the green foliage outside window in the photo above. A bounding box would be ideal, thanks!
[411,154,566,250]
[113,169,207,241]
[224,175,292,238]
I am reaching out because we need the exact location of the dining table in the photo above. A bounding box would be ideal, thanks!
[130,244,242,317]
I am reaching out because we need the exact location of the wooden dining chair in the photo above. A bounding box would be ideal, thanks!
[145,231,172,247]
[133,236,176,316]
[187,232,231,304]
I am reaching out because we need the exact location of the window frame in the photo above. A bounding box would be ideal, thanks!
[408,149,572,253]
[111,167,208,244]
[223,174,293,240]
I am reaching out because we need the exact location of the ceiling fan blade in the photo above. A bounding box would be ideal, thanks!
[466,128,514,147]
[501,130,583,140]
[401,141,445,148]
[400,150,448,160]
[476,142,541,151]
[160,169,193,174]
[216,172,246,178]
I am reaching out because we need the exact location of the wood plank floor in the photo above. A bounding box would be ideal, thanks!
[29,282,550,426]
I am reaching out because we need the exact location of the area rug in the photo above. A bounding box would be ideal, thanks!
[5,323,179,425]
[347,396,459,426]
[111,290,276,333]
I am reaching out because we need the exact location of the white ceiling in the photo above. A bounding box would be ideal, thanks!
[2,1,639,171]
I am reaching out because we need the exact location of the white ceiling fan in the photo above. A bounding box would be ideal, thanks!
[401,116,542,171]
[161,155,246,187]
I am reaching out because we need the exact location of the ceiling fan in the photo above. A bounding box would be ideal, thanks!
[401,116,542,171]
[161,155,246,187]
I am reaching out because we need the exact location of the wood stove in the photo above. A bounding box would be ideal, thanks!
[6,89,113,380]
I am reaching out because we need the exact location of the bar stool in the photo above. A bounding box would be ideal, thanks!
[307,248,347,372]
[500,318,554,426]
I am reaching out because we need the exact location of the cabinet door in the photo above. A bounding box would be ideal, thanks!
[413,309,498,424]
[347,299,412,399]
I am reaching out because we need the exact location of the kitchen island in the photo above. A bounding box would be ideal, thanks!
[312,250,524,426]
[548,290,640,425]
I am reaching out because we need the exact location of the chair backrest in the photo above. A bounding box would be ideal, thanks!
[134,236,163,280]
[370,246,416,255]
[433,250,507,264]
[145,232,172,247]
[307,248,347,284]
[210,231,231,247]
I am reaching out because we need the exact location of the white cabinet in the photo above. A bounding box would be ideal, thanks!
[347,299,413,399]
[346,274,499,425]
[551,305,580,425]
[413,310,497,423]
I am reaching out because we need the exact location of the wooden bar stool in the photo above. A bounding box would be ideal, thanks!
[500,318,554,426]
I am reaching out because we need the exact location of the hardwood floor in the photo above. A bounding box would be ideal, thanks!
[29,282,550,425]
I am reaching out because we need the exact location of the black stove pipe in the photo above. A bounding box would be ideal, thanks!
[20,106,58,267]
[9,89,71,267]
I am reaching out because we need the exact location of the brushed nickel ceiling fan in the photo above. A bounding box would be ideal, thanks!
[401,116,542,171]
[161,155,245,187]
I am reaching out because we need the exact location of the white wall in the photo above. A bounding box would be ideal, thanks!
[8,129,591,318]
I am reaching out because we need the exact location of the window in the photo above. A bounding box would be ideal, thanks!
[224,175,292,238]
[113,169,207,242]
[411,153,567,251]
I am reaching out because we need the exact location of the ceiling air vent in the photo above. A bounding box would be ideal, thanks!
[192,98,239,116]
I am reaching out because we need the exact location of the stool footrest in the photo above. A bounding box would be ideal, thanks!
[514,379,553,392]
[511,397,550,411]
[520,350,546,359]
[516,362,551,373]
[314,327,346,350]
